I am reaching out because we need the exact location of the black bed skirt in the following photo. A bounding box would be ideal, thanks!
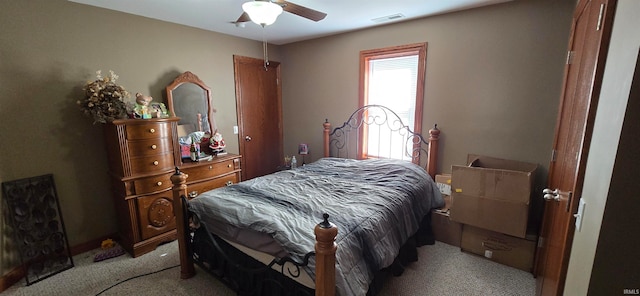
[190,212,435,296]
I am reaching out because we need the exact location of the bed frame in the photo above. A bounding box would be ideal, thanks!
[171,105,440,296]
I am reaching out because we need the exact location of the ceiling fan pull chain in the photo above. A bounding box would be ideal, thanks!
[262,26,269,71]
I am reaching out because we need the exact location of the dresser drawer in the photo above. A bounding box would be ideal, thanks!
[126,123,171,140]
[181,159,236,182]
[133,173,173,195]
[136,191,176,240]
[186,173,238,199]
[127,138,172,157]
[130,153,174,175]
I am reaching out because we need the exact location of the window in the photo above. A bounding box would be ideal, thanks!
[359,43,427,162]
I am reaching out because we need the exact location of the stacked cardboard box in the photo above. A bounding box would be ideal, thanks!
[450,155,537,238]
[435,174,452,212]
[432,211,462,247]
[460,225,537,272]
[432,174,462,247]
[448,155,538,272]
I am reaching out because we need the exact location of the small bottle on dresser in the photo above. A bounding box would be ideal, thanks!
[190,136,198,162]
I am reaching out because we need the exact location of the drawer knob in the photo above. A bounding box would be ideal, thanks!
[149,128,156,133]
[156,181,162,186]
[209,165,213,170]
[225,181,233,186]
[227,164,232,168]
[188,191,198,198]
[151,144,157,149]
[153,160,159,166]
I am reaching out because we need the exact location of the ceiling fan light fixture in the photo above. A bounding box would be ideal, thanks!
[242,1,283,26]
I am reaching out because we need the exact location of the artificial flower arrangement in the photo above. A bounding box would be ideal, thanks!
[78,70,130,124]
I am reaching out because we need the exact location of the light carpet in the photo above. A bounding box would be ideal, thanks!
[2,241,535,296]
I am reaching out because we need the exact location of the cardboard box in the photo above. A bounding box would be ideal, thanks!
[435,174,452,195]
[450,155,537,238]
[435,174,452,211]
[431,210,462,247]
[460,225,536,272]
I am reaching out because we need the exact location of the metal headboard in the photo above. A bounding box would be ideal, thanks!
[325,104,434,165]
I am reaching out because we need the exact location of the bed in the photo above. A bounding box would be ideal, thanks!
[171,105,443,296]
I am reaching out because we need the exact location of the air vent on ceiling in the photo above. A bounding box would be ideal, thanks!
[372,13,405,23]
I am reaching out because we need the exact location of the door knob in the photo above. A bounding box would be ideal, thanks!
[245,135,252,141]
[544,193,560,201]
[542,188,573,202]
[543,188,560,201]
[542,188,556,194]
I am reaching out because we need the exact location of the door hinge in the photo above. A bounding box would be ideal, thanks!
[566,51,575,65]
[538,237,545,248]
[596,3,605,31]
[551,149,557,162]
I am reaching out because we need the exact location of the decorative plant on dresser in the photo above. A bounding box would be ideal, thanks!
[95,71,241,257]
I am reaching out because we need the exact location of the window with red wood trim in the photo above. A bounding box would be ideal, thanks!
[359,43,427,161]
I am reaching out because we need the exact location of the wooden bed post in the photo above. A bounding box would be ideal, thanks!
[426,124,440,179]
[323,120,331,158]
[171,168,195,279]
[314,213,338,296]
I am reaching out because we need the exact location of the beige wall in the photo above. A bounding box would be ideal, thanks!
[0,0,277,274]
[565,0,640,294]
[280,0,574,232]
[1,0,581,286]
[281,0,574,176]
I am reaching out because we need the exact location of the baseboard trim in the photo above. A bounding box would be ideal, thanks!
[69,233,119,256]
[0,233,118,293]
[0,265,26,293]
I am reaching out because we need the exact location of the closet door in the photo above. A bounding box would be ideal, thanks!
[234,55,283,180]
[535,0,616,295]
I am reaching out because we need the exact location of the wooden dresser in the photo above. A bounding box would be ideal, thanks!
[179,155,242,199]
[104,118,241,257]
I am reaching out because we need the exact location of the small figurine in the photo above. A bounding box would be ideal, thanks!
[101,239,115,249]
[134,93,153,119]
[209,130,226,155]
[154,102,169,118]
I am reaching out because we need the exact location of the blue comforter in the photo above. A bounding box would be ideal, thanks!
[188,157,444,295]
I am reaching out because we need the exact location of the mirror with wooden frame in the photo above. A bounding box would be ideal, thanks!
[166,71,214,135]
[166,71,215,162]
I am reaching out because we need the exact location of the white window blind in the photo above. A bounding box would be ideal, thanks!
[366,55,419,160]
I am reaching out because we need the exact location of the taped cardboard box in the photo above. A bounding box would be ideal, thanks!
[461,225,536,272]
[450,155,537,238]
[431,210,462,247]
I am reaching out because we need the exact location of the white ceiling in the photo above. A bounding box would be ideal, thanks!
[68,0,512,45]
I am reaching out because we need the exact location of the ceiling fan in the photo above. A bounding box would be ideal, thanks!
[235,0,327,26]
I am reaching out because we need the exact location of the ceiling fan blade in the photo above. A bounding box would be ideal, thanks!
[277,1,327,22]
[236,11,251,23]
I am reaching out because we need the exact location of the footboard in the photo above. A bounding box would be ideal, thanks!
[170,169,339,296]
